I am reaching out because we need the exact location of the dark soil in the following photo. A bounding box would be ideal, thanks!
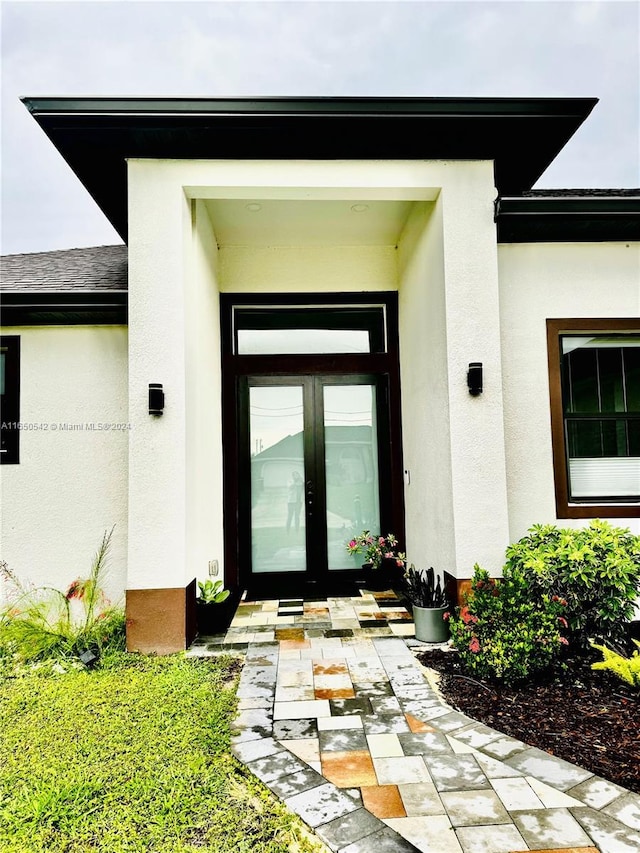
[417,648,640,794]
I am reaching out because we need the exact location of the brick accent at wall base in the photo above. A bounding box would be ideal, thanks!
[126,579,197,654]
[444,572,473,608]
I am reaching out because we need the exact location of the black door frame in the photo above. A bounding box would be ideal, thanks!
[220,292,405,596]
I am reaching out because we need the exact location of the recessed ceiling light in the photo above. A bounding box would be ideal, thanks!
[245,203,262,212]
[351,203,369,213]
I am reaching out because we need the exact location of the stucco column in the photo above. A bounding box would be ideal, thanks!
[126,160,194,652]
[441,162,510,576]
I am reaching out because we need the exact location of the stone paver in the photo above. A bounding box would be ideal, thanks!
[314,807,383,852]
[455,824,527,853]
[490,776,545,811]
[572,807,640,852]
[505,746,593,791]
[426,754,489,792]
[568,776,629,810]
[385,815,462,852]
[511,808,594,848]
[602,791,640,831]
[285,781,360,828]
[439,789,510,826]
[188,591,639,853]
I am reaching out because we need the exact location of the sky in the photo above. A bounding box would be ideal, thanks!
[1,0,639,255]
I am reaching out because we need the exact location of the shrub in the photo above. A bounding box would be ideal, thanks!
[447,565,568,684]
[0,528,125,665]
[505,520,640,649]
[590,639,640,689]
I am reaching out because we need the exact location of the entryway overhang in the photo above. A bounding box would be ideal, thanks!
[21,96,598,241]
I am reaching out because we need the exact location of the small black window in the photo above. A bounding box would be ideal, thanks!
[1,336,20,464]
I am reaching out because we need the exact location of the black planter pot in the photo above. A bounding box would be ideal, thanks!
[381,557,404,586]
[196,598,235,636]
[362,559,401,591]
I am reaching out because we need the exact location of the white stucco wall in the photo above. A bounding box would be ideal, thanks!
[126,157,515,588]
[398,200,456,574]
[398,162,510,578]
[125,158,438,592]
[0,325,128,605]
[498,241,640,540]
[439,163,510,575]
[127,161,192,591]
[219,245,397,292]
[185,200,225,587]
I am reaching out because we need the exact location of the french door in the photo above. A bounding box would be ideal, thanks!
[239,374,390,594]
[220,293,404,597]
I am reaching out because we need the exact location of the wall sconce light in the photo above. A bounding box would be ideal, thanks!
[149,383,165,415]
[467,363,483,396]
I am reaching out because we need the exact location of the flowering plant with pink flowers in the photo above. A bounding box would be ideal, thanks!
[346,530,406,571]
[447,564,568,685]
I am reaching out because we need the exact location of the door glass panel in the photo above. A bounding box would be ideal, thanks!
[249,386,306,573]
[323,384,380,571]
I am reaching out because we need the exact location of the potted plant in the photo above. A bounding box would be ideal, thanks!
[346,531,406,590]
[403,565,450,643]
[195,579,232,636]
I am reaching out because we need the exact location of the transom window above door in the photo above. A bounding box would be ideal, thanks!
[233,305,388,355]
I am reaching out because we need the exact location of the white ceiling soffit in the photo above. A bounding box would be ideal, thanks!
[205,199,417,247]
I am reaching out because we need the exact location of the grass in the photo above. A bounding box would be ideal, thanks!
[0,654,326,853]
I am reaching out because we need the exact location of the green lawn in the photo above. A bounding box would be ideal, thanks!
[0,654,325,853]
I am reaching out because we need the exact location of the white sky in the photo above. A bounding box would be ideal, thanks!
[1,0,639,255]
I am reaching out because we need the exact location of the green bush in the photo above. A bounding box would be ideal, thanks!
[0,528,125,666]
[591,639,640,689]
[505,520,640,649]
[447,565,568,684]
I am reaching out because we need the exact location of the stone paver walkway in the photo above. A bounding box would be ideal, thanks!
[188,591,640,853]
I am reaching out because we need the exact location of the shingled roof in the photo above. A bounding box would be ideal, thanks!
[0,244,127,292]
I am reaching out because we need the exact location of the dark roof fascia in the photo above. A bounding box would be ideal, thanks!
[22,96,598,242]
[496,195,640,242]
[0,291,128,325]
[21,95,599,116]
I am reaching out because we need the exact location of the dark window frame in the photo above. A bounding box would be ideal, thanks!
[547,318,640,519]
[1,336,20,465]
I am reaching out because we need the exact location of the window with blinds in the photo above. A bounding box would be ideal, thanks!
[561,335,640,501]
[547,319,640,518]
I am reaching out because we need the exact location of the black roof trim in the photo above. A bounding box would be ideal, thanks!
[496,194,640,242]
[0,291,128,326]
[22,95,599,116]
[523,188,640,198]
[22,96,598,241]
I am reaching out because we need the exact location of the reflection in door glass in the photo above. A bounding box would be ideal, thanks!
[324,385,380,571]
[249,386,306,573]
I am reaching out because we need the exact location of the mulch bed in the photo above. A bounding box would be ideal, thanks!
[417,648,640,794]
